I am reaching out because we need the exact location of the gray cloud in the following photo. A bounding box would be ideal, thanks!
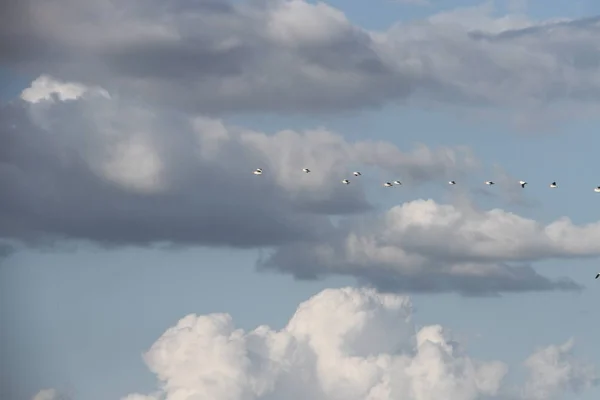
[0,76,473,251]
[2,0,600,116]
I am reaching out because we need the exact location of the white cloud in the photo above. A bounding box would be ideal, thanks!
[521,339,599,400]
[260,198,596,294]
[118,287,598,400]
[20,74,109,103]
[3,0,600,118]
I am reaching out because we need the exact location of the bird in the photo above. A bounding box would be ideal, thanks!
[353,171,362,176]
[596,273,600,279]
[253,168,263,175]
[449,180,456,185]
[550,182,557,188]
[485,181,495,185]
[302,168,310,173]
[393,180,402,185]
[383,182,393,187]
[595,186,600,193]
[342,179,350,184]
[520,180,527,188]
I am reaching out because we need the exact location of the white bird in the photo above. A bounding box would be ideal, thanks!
[302,168,310,173]
[342,179,350,184]
[449,180,456,185]
[520,180,527,188]
[594,186,600,193]
[253,168,263,175]
[384,182,393,187]
[353,171,361,176]
[596,273,600,279]
[485,181,495,185]
[393,180,402,185]
[550,182,557,188]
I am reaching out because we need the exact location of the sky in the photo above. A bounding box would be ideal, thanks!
[3,0,600,399]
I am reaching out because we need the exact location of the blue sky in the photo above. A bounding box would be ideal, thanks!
[3,1,600,400]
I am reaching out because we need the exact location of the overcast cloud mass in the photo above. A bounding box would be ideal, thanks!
[2,0,600,116]
[3,1,600,296]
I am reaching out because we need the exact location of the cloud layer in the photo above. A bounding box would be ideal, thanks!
[117,287,598,400]
[0,75,474,250]
[4,75,600,294]
[3,0,600,116]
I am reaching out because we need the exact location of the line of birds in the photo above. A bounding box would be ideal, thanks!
[253,168,600,191]
[254,167,600,280]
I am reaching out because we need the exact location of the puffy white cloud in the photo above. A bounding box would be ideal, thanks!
[120,287,598,400]
[260,198,596,294]
[521,339,599,400]
[3,0,600,116]
[19,74,110,103]
[0,75,475,250]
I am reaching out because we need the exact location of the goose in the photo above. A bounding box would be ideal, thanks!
[384,182,393,187]
[342,179,350,184]
[302,168,311,173]
[449,180,456,185]
[353,171,362,177]
[550,182,557,188]
[485,181,495,185]
[519,180,527,188]
[595,186,600,193]
[393,180,402,185]
[253,168,263,175]
[596,273,600,279]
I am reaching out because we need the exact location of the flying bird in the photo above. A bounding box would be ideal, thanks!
[485,181,495,185]
[595,186,600,193]
[253,168,263,175]
[393,180,402,185]
[596,273,600,279]
[383,182,393,187]
[353,171,362,176]
[520,180,527,188]
[302,168,310,173]
[550,182,557,188]
[449,180,456,185]
[342,179,350,184]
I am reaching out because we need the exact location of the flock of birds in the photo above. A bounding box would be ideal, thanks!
[253,168,600,192]
[253,167,600,280]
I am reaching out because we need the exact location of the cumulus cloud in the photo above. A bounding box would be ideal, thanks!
[521,339,599,400]
[2,0,600,116]
[259,198,600,294]
[119,287,598,400]
[0,75,475,250]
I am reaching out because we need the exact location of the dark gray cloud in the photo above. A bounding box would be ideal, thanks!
[0,76,473,251]
[3,0,600,116]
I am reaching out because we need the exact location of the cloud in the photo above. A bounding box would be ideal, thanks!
[0,75,475,250]
[118,287,598,400]
[259,198,600,295]
[4,75,600,295]
[521,339,599,400]
[31,389,63,400]
[2,0,600,116]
